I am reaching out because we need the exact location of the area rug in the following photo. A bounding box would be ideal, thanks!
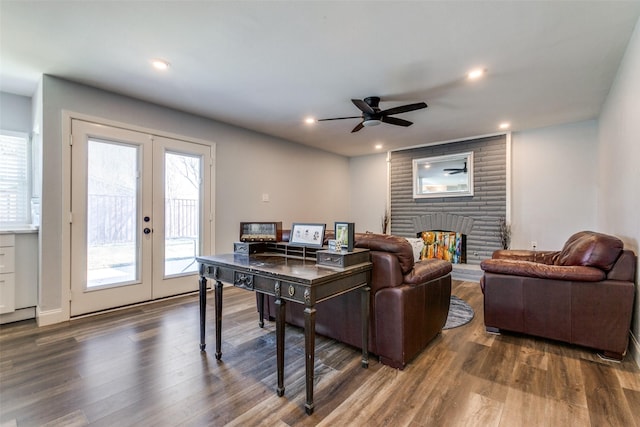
[443,295,474,329]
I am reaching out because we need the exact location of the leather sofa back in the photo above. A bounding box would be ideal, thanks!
[607,250,636,281]
[353,233,415,274]
[556,231,623,270]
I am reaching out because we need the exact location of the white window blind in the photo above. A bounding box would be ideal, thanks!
[0,131,29,225]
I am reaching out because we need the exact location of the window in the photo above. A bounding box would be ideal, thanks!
[0,131,30,225]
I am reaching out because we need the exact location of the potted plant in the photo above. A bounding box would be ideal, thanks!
[498,217,511,249]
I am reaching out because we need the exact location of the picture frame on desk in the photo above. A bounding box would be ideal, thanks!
[289,223,326,248]
[335,222,355,252]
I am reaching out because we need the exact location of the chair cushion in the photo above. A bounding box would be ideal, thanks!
[556,231,623,271]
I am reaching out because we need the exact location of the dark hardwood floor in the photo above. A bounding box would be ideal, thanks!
[1,280,638,426]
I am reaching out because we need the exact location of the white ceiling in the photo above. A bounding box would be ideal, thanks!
[2,1,639,157]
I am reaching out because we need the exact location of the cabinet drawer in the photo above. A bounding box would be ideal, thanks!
[0,273,16,314]
[0,247,15,273]
[0,234,15,247]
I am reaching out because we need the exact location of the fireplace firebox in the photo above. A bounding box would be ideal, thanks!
[417,230,466,264]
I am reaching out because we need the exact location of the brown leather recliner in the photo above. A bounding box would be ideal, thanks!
[480,231,636,360]
[262,232,452,369]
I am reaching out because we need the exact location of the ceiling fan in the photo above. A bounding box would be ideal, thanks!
[317,96,427,133]
[444,161,468,175]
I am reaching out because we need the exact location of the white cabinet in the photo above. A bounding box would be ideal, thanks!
[0,231,38,322]
[0,234,16,313]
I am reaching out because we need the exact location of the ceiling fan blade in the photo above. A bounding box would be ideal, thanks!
[448,170,462,175]
[380,102,428,116]
[381,116,413,127]
[351,122,365,133]
[317,116,362,121]
[351,99,376,114]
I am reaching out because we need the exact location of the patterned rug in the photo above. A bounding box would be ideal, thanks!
[443,295,475,329]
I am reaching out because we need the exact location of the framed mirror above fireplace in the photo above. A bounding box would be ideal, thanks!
[412,151,474,198]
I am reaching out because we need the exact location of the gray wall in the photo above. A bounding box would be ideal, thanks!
[39,76,351,322]
[389,135,506,265]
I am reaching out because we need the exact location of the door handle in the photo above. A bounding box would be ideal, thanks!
[144,228,152,234]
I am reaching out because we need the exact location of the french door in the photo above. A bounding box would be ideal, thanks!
[70,120,212,316]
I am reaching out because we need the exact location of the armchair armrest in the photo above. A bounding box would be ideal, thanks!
[480,259,606,281]
[492,250,559,264]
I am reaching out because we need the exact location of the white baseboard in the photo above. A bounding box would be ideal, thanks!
[630,332,640,369]
[36,307,65,326]
[0,307,36,324]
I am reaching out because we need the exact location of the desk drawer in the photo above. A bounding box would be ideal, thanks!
[0,247,15,274]
[234,242,266,255]
[316,249,370,268]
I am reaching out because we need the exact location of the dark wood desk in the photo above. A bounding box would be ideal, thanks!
[197,252,372,415]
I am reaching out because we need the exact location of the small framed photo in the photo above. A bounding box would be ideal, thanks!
[289,223,326,247]
[335,222,355,252]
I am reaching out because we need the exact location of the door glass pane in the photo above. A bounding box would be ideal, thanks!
[164,151,200,276]
[86,140,138,288]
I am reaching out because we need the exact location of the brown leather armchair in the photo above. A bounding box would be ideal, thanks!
[480,231,636,360]
[262,232,452,369]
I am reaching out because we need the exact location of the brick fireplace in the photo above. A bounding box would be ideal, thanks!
[413,213,474,264]
[389,134,507,281]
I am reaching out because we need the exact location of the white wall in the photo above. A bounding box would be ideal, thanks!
[349,153,388,233]
[510,120,598,250]
[597,16,640,366]
[0,92,31,132]
[39,76,350,323]
[348,123,599,252]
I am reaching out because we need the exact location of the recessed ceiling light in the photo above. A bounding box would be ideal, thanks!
[499,122,510,129]
[304,117,316,124]
[374,144,383,150]
[152,59,170,70]
[467,68,485,80]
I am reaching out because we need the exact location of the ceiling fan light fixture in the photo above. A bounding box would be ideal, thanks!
[318,96,427,133]
[467,68,485,80]
[152,59,170,70]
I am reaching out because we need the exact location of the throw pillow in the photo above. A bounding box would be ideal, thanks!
[405,237,424,263]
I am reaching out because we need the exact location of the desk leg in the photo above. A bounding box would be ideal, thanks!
[258,293,265,328]
[199,275,207,351]
[275,297,286,397]
[304,306,316,415]
[361,285,370,368]
[214,280,223,360]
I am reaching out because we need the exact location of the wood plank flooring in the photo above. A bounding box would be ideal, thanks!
[1,280,638,426]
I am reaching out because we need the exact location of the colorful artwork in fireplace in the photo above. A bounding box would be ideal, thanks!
[418,231,466,264]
